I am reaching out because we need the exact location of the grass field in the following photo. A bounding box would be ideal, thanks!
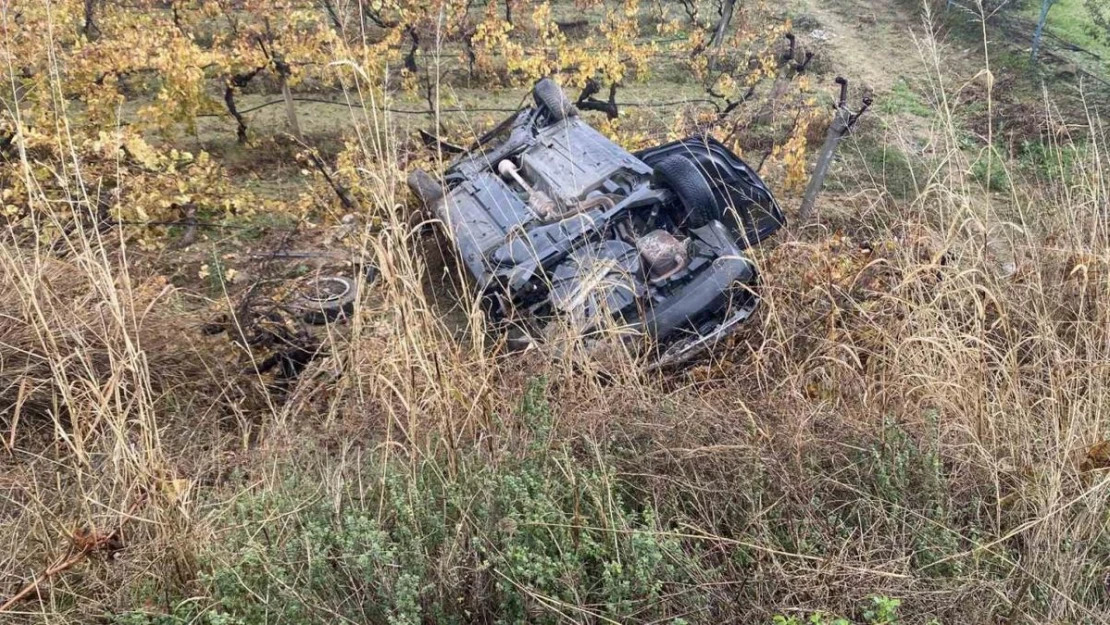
[1024,0,1110,69]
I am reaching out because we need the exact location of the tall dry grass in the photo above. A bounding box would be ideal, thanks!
[0,38,253,620]
[2,3,1109,624]
[0,172,231,618]
[684,11,1110,617]
[283,18,1110,620]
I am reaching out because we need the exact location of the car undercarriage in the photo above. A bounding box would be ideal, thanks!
[408,78,785,367]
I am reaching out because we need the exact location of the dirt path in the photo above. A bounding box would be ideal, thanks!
[797,0,926,92]
[794,0,978,112]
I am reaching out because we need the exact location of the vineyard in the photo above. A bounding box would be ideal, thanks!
[3,0,834,245]
[2,0,1110,623]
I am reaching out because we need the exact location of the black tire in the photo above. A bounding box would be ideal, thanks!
[652,155,720,228]
[294,275,358,325]
[407,168,444,206]
[533,77,577,123]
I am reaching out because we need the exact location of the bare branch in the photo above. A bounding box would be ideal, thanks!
[575,79,620,119]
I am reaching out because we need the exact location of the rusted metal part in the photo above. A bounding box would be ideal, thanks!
[636,229,688,279]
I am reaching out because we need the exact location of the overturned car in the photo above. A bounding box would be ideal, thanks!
[408,79,784,367]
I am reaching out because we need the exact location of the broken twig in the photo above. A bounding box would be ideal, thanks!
[0,494,147,613]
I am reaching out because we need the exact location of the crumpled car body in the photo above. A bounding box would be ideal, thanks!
[408,79,784,367]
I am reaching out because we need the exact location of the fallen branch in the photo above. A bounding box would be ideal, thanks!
[0,494,146,613]
[305,150,358,211]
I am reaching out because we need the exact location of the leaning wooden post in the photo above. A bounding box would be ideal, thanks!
[273,52,304,143]
[798,77,871,223]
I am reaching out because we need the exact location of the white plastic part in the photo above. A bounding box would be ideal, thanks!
[497,159,533,194]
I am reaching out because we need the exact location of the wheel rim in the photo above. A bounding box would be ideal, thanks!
[302,277,351,304]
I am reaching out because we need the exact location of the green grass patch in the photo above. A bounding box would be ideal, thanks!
[969,137,1086,191]
[970,146,1012,192]
[1023,0,1110,71]
[847,136,924,200]
[878,78,933,118]
[1015,137,1083,181]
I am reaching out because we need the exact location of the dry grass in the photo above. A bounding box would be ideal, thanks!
[2,3,1110,624]
[0,227,244,620]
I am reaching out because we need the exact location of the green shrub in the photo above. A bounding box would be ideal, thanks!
[772,595,932,625]
[773,612,852,625]
[866,418,968,578]
[112,387,702,625]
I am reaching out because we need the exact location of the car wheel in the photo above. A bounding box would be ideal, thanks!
[407,168,444,207]
[652,155,720,229]
[533,77,577,123]
[294,275,358,325]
